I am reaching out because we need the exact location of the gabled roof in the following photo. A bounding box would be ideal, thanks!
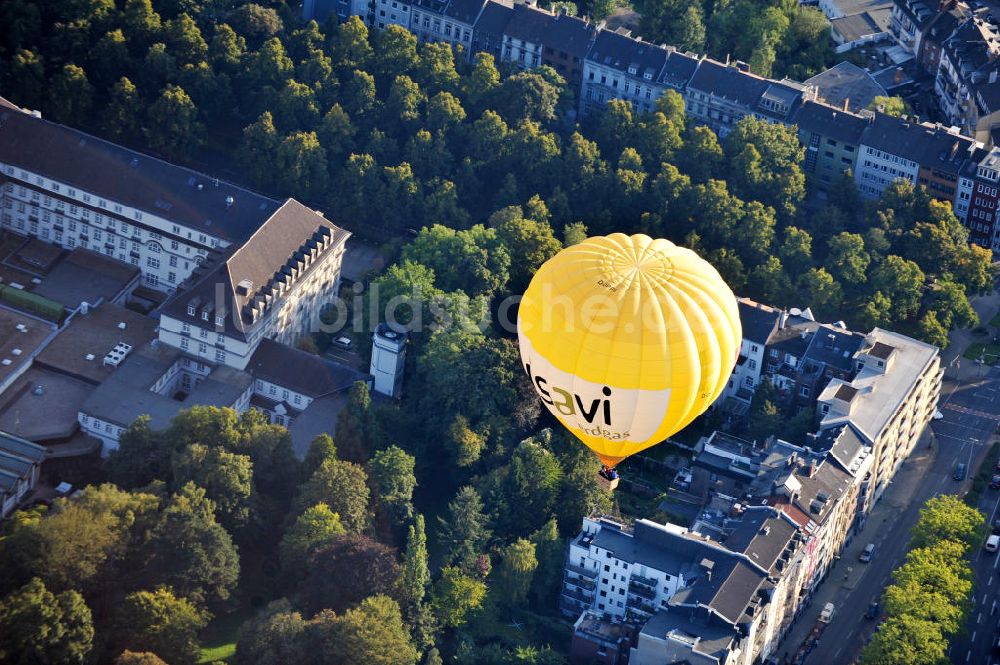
[474,0,514,35]
[587,29,668,77]
[0,431,46,494]
[658,50,700,89]
[860,112,978,171]
[738,299,782,346]
[543,12,595,58]
[444,0,487,24]
[0,102,279,244]
[160,200,349,341]
[688,59,770,107]
[793,100,870,144]
[503,3,552,43]
[804,61,887,113]
[247,338,370,398]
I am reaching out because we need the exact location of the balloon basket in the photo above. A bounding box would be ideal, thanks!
[597,473,619,491]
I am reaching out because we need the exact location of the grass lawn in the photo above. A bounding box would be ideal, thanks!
[964,342,1000,363]
[198,606,254,664]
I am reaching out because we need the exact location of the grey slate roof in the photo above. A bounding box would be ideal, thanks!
[804,61,887,113]
[640,609,736,662]
[724,507,797,574]
[504,3,552,43]
[474,0,514,35]
[160,200,350,341]
[658,50,700,89]
[813,424,868,474]
[861,112,978,169]
[687,59,769,107]
[793,100,870,144]
[247,338,370,398]
[738,299,782,346]
[802,326,865,374]
[444,0,487,24]
[588,29,668,78]
[544,12,595,58]
[0,104,279,244]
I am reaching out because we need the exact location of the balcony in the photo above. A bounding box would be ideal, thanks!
[566,563,598,579]
[631,573,657,589]
[626,597,656,616]
[564,574,596,591]
[628,581,656,600]
[561,586,594,604]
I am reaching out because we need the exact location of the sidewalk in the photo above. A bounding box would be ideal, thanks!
[776,430,938,659]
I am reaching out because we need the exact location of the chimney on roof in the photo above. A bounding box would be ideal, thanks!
[806,459,818,478]
[226,195,234,208]
[991,69,998,84]
[843,97,850,112]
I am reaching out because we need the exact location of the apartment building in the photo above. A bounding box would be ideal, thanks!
[581,29,670,116]
[684,59,814,137]
[816,329,941,506]
[720,299,782,411]
[0,99,288,295]
[935,15,1000,136]
[563,510,803,665]
[854,111,977,199]
[157,199,350,370]
[957,146,1000,249]
[889,0,940,57]
[795,99,867,188]
[471,0,514,58]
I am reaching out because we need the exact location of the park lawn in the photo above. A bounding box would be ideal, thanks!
[198,607,254,664]
[964,342,1000,363]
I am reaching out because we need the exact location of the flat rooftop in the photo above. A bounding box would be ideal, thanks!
[0,308,55,386]
[0,367,92,441]
[35,303,158,383]
[34,249,140,309]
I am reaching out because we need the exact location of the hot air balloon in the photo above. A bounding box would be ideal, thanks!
[516,233,741,482]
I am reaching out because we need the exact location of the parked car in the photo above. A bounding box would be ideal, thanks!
[330,335,353,351]
[992,519,1000,535]
[954,463,967,481]
[991,475,1000,490]
[859,543,875,563]
[986,535,1000,553]
[820,602,835,623]
[865,601,880,620]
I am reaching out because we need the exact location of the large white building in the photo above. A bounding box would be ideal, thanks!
[0,98,286,294]
[157,199,350,370]
[564,509,803,665]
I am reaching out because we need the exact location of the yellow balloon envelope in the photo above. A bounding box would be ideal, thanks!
[517,233,741,468]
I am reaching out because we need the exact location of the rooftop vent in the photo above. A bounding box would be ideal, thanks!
[85,353,95,361]
[226,195,235,208]
[237,279,254,296]
[32,384,44,396]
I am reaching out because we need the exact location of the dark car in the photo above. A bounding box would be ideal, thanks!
[992,519,1000,534]
[991,475,1000,490]
[955,463,967,481]
[865,601,879,620]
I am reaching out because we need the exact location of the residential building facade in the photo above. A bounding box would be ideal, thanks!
[0,101,285,294]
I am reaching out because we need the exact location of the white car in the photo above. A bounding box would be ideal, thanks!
[331,335,353,350]
[820,602,835,622]
[933,410,944,420]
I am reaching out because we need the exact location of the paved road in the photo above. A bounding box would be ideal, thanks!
[776,363,1000,664]
[948,361,1000,665]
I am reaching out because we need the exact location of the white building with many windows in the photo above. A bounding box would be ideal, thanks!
[0,97,289,294]
[157,199,351,370]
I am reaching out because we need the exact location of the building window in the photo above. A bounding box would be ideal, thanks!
[147,258,160,269]
[215,350,226,362]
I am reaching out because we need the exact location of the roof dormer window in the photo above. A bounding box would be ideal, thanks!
[202,311,209,321]
[187,305,196,316]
